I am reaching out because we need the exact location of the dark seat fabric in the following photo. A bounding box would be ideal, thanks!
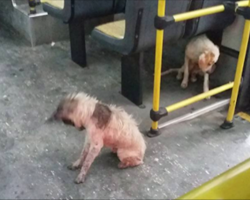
[74,0,126,20]
[43,0,126,23]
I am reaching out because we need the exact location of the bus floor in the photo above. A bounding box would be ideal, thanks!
[0,23,250,199]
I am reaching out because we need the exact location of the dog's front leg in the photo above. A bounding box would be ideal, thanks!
[74,139,103,184]
[68,144,90,170]
[204,73,210,99]
[181,57,189,88]
[177,66,184,80]
[68,135,90,170]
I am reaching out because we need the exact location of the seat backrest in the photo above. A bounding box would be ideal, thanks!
[184,0,237,37]
[74,0,126,20]
[43,0,126,22]
[123,0,192,53]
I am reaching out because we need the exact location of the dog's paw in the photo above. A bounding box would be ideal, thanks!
[191,77,197,82]
[67,164,80,171]
[181,82,188,88]
[67,159,82,171]
[74,175,85,184]
[118,162,128,169]
[176,74,182,80]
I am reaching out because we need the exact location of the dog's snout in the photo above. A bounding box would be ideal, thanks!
[45,116,56,123]
[45,111,59,123]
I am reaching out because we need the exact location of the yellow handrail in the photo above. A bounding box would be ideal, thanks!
[151,0,166,130]
[167,83,234,113]
[174,0,249,22]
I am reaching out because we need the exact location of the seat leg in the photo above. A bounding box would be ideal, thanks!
[121,53,144,107]
[69,19,87,67]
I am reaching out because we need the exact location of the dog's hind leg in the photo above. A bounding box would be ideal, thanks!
[176,66,184,80]
[118,157,143,169]
[117,149,143,169]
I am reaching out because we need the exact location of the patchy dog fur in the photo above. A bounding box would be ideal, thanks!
[161,34,220,98]
[49,92,146,184]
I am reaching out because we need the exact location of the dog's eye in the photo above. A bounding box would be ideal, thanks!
[62,119,75,126]
[79,126,85,131]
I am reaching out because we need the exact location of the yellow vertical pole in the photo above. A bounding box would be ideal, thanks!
[224,0,250,125]
[151,0,166,132]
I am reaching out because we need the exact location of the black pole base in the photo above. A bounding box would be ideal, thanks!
[220,120,234,129]
[147,128,161,138]
[29,10,36,14]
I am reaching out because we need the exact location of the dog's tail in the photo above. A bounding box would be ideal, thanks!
[161,68,179,76]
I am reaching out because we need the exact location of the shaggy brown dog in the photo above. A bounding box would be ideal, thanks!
[49,93,146,184]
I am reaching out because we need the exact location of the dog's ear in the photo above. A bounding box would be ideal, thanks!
[51,99,78,121]
[92,103,111,129]
[198,52,206,68]
[199,51,215,69]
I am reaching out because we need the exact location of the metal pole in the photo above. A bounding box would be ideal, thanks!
[149,0,166,136]
[28,0,37,14]
[166,83,233,113]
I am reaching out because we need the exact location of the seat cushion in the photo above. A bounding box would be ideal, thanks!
[41,0,64,9]
[95,20,125,39]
